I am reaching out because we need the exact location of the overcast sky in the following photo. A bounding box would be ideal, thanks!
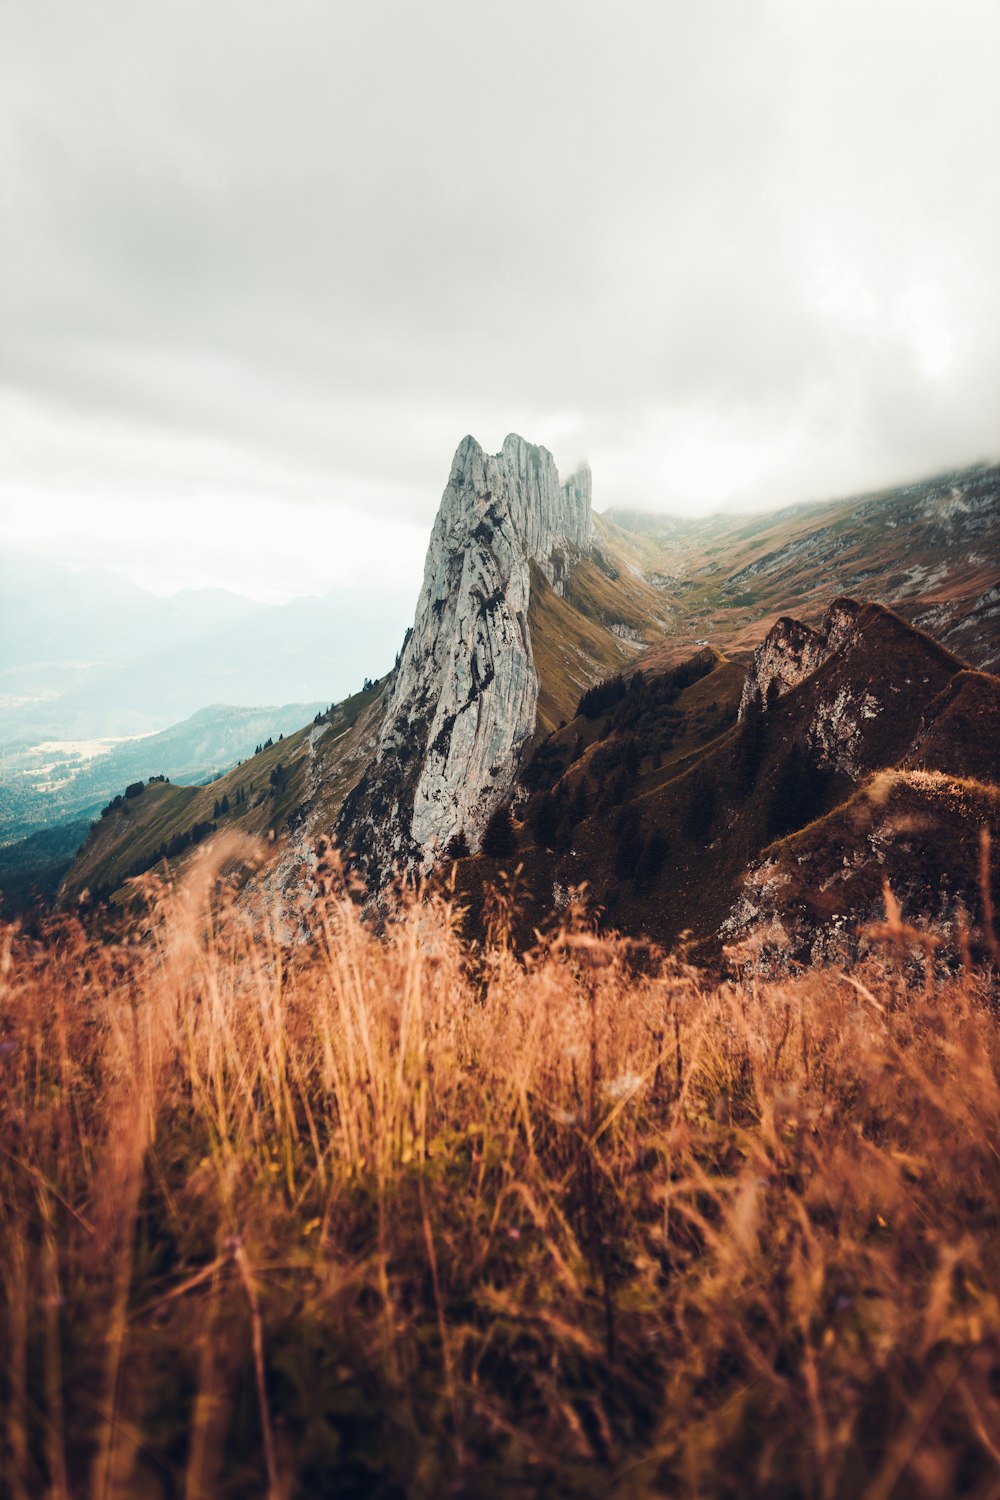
[2,0,998,602]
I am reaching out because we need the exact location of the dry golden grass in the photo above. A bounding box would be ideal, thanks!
[2,843,999,1498]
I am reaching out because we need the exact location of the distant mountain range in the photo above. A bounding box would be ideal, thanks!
[58,439,1000,969]
[0,699,329,843]
[0,699,331,914]
[0,557,413,742]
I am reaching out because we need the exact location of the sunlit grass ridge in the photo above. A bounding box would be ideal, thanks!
[2,842,999,1498]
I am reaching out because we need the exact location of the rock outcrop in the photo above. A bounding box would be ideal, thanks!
[337,434,593,884]
[724,600,982,970]
[722,770,1000,974]
[739,598,860,717]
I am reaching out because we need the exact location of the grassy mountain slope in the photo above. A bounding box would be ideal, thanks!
[905,669,1000,782]
[607,462,1000,670]
[527,521,678,735]
[1,701,328,844]
[0,819,93,918]
[60,683,384,905]
[528,564,659,736]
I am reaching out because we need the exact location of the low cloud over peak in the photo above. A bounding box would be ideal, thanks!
[2,0,998,596]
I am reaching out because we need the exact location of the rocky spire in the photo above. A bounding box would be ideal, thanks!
[739,598,861,716]
[336,434,593,883]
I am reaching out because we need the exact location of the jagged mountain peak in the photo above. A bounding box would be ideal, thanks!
[334,434,599,883]
[739,597,863,716]
[436,433,592,590]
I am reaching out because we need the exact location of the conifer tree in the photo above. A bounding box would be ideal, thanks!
[570,777,590,824]
[735,688,766,791]
[481,804,517,861]
[532,792,561,849]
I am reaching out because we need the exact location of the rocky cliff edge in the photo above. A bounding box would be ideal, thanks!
[336,434,593,883]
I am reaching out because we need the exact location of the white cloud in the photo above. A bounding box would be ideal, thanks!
[1,0,997,592]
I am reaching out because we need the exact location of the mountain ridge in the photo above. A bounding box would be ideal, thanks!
[57,441,1000,968]
[603,460,1000,671]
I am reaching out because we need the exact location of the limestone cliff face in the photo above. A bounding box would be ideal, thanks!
[337,434,592,883]
[739,598,860,717]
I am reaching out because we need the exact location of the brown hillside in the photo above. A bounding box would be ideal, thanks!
[725,771,1000,968]
[608,462,1000,670]
[527,563,641,735]
[906,670,1000,783]
[458,599,992,964]
[761,601,964,779]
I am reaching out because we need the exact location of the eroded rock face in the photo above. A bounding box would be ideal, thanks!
[337,434,592,884]
[723,771,999,975]
[809,683,882,777]
[739,598,860,716]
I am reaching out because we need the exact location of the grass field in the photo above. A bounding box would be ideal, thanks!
[2,840,999,1498]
